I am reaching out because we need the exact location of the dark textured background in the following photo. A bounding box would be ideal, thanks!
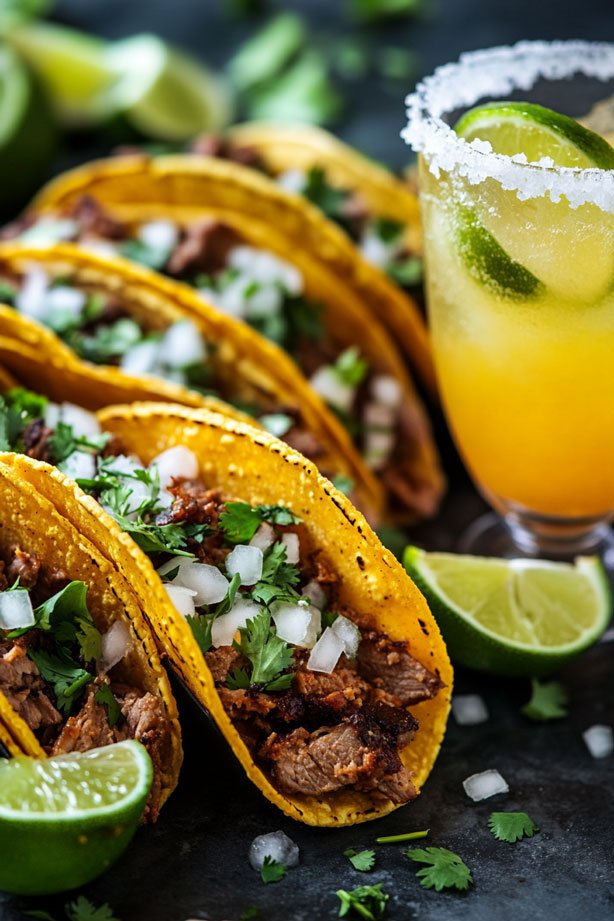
[2,2,614,920]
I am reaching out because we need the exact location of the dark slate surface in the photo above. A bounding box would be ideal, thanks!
[2,2,614,919]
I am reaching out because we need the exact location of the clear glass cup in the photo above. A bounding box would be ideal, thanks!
[403,41,614,559]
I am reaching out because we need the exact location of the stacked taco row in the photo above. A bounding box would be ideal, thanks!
[0,123,452,826]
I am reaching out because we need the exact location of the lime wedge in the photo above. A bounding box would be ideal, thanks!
[404,547,611,677]
[0,740,152,895]
[0,44,56,213]
[104,33,233,140]
[5,21,118,126]
[452,102,614,303]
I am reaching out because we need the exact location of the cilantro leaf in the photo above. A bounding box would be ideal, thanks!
[227,667,251,689]
[258,505,301,527]
[33,581,102,662]
[522,679,568,721]
[28,649,93,715]
[387,256,422,288]
[260,855,287,884]
[240,908,259,921]
[70,318,144,364]
[95,683,121,728]
[65,896,121,921]
[332,347,369,388]
[0,387,48,451]
[285,295,324,345]
[251,542,301,609]
[119,239,171,271]
[48,421,110,465]
[331,473,354,495]
[220,502,263,543]
[302,167,350,223]
[344,848,376,872]
[213,572,242,618]
[187,613,214,654]
[488,811,539,843]
[405,847,473,892]
[336,883,389,919]
[233,610,294,690]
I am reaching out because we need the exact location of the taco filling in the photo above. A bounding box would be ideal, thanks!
[0,262,333,465]
[5,201,434,516]
[2,388,443,806]
[0,555,170,819]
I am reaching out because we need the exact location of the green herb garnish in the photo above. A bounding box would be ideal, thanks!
[344,848,376,872]
[405,846,473,892]
[521,679,568,721]
[95,683,121,728]
[230,609,294,690]
[488,812,539,843]
[336,883,389,919]
[260,855,287,884]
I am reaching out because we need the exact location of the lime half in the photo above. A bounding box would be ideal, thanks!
[452,102,614,303]
[0,740,152,895]
[104,34,233,140]
[404,547,611,677]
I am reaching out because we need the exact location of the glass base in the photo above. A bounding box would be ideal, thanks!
[458,510,614,569]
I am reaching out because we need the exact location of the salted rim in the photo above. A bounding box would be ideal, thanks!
[402,41,614,211]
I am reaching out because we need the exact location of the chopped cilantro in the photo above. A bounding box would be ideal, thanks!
[522,679,568,721]
[28,648,93,716]
[344,848,376,872]
[186,612,214,654]
[69,318,144,364]
[95,683,121,728]
[31,581,102,662]
[259,505,301,527]
[333,347,369,388]
[65,896,121,921]
[48,422,110,465]
[387,256,423,287]
[0,280,17,304]
[214,572,242,618]
[232,609,294,690]
[371,217,404,245]
[405,846,473,892]
[286,295,324,345]
[0,387,48,451]
[220,502,301,543]
[250,541,301,608]
[260,855,287,884]
[488,811,539,844]
[331,473,354,495]
[119,239,171,271]
[336,883,389,919]
[302,167,350,224]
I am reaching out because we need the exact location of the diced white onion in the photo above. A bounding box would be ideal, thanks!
[174,562,229,607]
[307,626,344,674]
[371,375,403,408]
[249,522,275,552]
[15,267,49,320]
[463,769,509,802]
[302,579,327,610]
[364,430,396,471]
[226,545,263,586]
[211,600,261,647]
[138,220,179,252]
[583,724,613,759]
[310,366,355,413]
[157,555,195,577]
[0,590,35,630]
[360,228,397,269]
[59,450,96,481]
[57,403,101,438]
[210,279,249,318]
[452,694,489,726]
[245,283,283,319]
[164,583,197,619]
[151,445,199,489]
[249,831,299,871]
[99,621,132,673]
[104,454,144,478]
[45,286,87,322]
[331,614,361,659]
[272,602,320,649]
[19,217,78,246]
[159,320,207,368]
[120,340,161,376]
[277,169,307,195]
[228,246,303,295]
[281,532,300,565]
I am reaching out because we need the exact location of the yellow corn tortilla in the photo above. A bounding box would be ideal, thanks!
[0,241,382,519]
[31,153,437,397]
[3,403,452,827]
[0,454,183,810]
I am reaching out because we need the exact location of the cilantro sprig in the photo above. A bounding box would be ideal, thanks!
[521,679,568,721]
[332,347,369,388]
[336,883,389,919]
[0,387,48,452]
[488,812,539,844]
[220,501,301,543]
[405,846,473,892]
[229,609,294,691]
[260,855,287,884]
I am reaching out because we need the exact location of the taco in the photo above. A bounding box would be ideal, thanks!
[10,157,444,521]
[0,399,452,827]
[0,241,382,519]
[0,450,182,820]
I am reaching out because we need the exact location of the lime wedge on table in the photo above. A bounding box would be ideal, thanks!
[451,102,614,302]
[0,741,152,895]
[0,44,56,213]
[5,21,118,126]
[404,547,611,677]
[104,34,233,140]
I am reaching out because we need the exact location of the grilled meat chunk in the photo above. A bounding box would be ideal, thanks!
[357,631,443,706]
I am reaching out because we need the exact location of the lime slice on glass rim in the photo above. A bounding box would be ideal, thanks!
[404,547,611,677]
[450,101,614,302]
[0,740,152,895]
[0,44,56,213]
[5,23,233,137]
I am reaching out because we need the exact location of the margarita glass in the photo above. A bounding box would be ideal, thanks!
[403,41,614,558]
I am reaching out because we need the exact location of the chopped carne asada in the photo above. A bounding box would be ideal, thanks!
[4,190,436,517]
[0,546,171,820]
[1,390,444,806]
